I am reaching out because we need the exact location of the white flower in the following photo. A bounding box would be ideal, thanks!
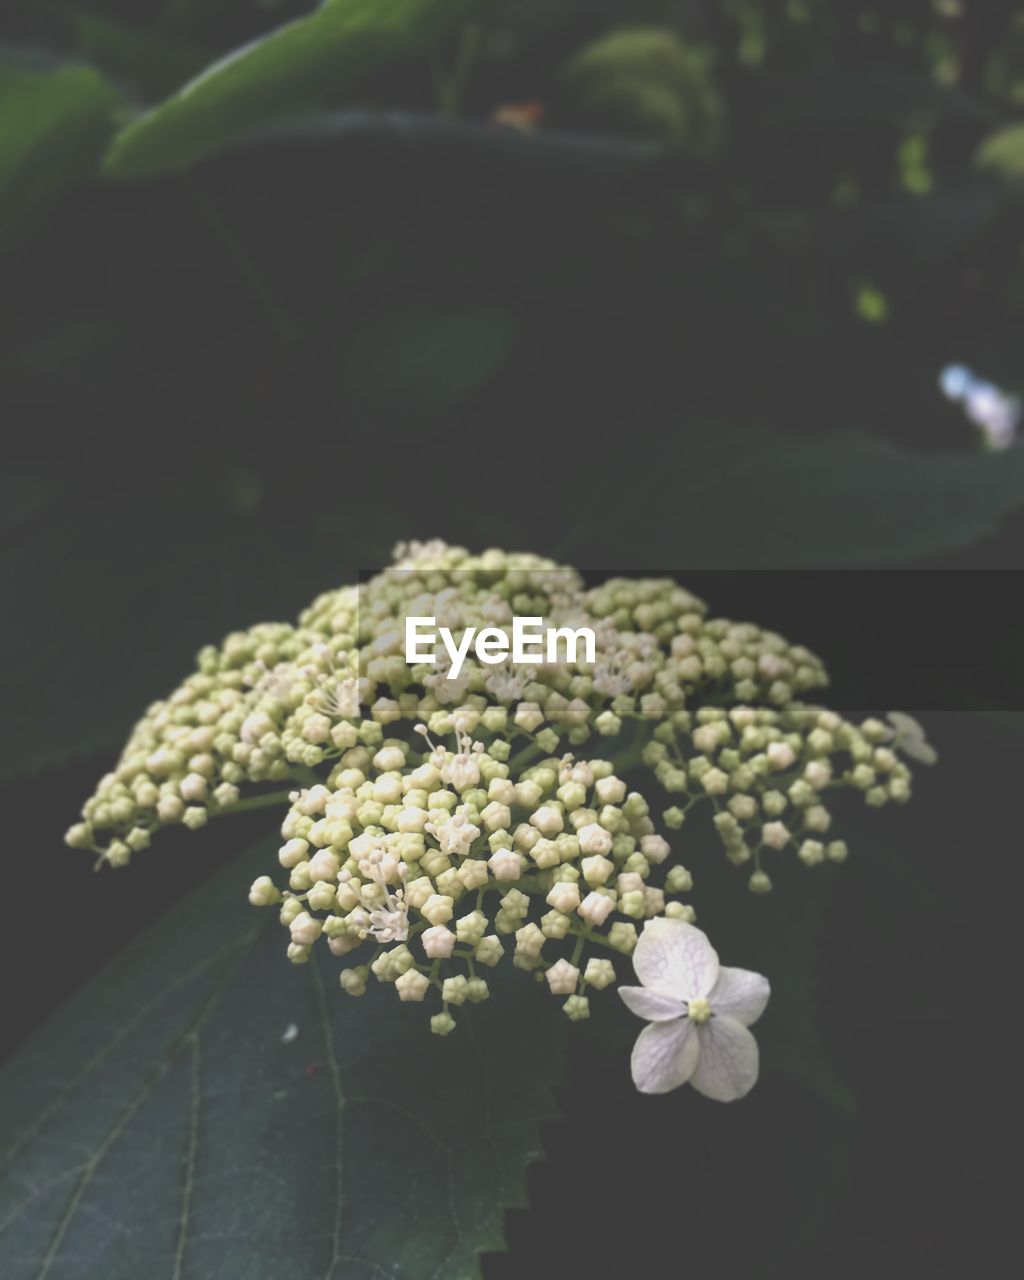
[618,919,769,1101]
[886,712,937,765]
[441,731,485,790]
[366,888,409,943]
[426,809,481,858]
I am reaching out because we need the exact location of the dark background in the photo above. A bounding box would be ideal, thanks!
[3,1,1024,1276]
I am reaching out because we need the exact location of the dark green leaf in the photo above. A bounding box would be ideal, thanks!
[0,483,404,783]
[103,0,483,178]
[0,64,121,250]
[227,108,660,177]
[0,837,566,1279]
[559,424,1024,567]
[689,847,852,1109]
[340,301,519,417]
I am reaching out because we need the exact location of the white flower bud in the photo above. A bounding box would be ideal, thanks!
[372,775,403,805]
[179,772,208,802]
[307,849,340,883]
[279,838,309,868]
[488,777,517,805]
[581,855,614,887]
[395,969,430,1001]
[545,958,580,995]
[514,702,544,732]
[488,849,523,880]
[767,742,796,771]
[546,881,581,913]
[639,834,670,864]
[584,958,616,989]
[182,806,207,830]
[515,922,545,958]
[762,821,791,849]
[373,745,406,772]
[422,925,456,958]
[481,801,512,832]
[456,910,487,943]
[396,806,427,833]
[475,935,504,966]
[290,911,322,946]
[701,768,729,795]
[340,968,367,996]
[157,794,185,823]
[748,870,772,894]
[578,891,615,926]
[530,805,564,837]
[442,975,468,1005]
[578,823,613,856]
[798,840,825,866]
[457,858,490,890]
[514,779,543,809]
[421,894,454,925]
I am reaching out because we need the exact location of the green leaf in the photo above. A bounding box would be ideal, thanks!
[103,0,483,178]
[0,838,566,1279]
[0,64,121,250]
[339,301,519,417]
[559,424,1024,567]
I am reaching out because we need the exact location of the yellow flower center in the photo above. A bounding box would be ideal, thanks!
[688,997,711,1024]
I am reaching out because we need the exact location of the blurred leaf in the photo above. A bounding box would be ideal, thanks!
[0,837,566,1279]
[975,120,1024,182]
[228,107,661,176]
[561,28,723,150]
[103,0,483,178]
[340,300,519,417]
[561,424,1024,567]
[0,64,121,249]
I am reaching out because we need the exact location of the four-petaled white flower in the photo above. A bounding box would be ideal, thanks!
[618,918,769,1101]
[886,711,937,765]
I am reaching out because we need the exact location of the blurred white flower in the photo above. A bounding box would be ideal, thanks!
[618,918,769,1100]
[939,364,1020,451]
[886,712,938,765]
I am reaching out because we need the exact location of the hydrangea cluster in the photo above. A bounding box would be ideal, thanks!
[67,541,934,1088]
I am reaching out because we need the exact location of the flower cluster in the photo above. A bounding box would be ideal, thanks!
[67,541,935,1096]
[251,736,688,1031]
